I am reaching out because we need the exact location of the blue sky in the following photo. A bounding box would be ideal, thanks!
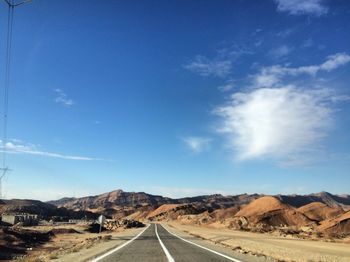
[0,0,349,201]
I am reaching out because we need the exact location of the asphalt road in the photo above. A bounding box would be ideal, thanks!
[92,223,243,262]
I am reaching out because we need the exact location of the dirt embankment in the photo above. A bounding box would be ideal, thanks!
[166,222,350,262]
[170,196,349,238]
[318,211,350,236]
[0,222,144,261]
[297,202,344,221]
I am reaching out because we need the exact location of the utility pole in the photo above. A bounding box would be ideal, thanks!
[1,0,31,199]
[0,167,10,199]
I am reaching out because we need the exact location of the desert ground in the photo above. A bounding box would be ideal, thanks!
[3,222,349,262]
[1,223,144,262]
[1,220,350,261]
[165,222,350,262]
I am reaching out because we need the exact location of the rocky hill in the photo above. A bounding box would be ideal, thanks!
[48,189,174,210]
[170,196,350,236]
[232,196,313,230]
[47,190,350,216]
[47,190,262,218]
[297,202,344,222]
[176,193,260,210]
[276,191,350,210]
[0,199,58,216]
[0,199,97,220]
[48,190,350,216]
[318,211,350,236]
[2,189,350,237]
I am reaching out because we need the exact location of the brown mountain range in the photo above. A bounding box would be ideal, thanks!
[2,190,349,236]
[48,189,350,214]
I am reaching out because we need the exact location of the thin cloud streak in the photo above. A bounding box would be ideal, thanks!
[0,140,102,161]
[254,53,350,88]
[184,55,232,78]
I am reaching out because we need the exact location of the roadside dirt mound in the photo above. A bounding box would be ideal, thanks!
[125,210,150,221]
[235,196,289,217]
[175,207,241,228]
[0,229,25,260]
[87,223,108,233]
[50,228,80,235]
[297,202,344,222]
[210,207,240,221]
[207,207,243,228]
[3,228,53,243]
[176,211,213,225]
[318,211,350,236]
[147,204,181,218]
[233,196,312,230]
[147,204,202,221]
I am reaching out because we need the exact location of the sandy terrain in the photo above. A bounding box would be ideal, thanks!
[146,204,182,218]
[297,202,344,221]
[166,221,350,262]
[13,224,144,262]
[54,227,144,262]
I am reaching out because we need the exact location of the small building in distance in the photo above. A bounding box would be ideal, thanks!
[1,213,39,226]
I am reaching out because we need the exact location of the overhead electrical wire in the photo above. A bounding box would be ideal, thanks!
[1,0,31,198]
[2,0,14,174]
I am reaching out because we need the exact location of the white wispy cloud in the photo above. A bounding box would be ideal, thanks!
[184,43,254,79]
[276,28,295,38]
[254,53,350,88]
[269,45,294,59]
[0,139,101,161]
[54,89,74,107]
[214,52,350,164]
[274,0,328,16]
[184,55,232,78]
[301,38,314,48]
[214,86,338,162]
[218,80,235,92]
[183,136,211,153]
[217,44,254,58]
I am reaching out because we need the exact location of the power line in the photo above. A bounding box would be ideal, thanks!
[2,0,14,170]
[4,0,31,7]
[1,0,31,199]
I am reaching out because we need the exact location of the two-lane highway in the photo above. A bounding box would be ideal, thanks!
[91,223,243,262]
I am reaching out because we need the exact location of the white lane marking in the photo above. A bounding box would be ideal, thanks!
[155,224,175,262]
[160,224,243,262]
[90,224,150,262]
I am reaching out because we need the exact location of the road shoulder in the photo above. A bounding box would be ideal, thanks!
[54,227,145,262]
[165,222,350,262]
[161,223,271,262]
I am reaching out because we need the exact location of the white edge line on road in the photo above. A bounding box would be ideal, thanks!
[90,224,150,262]
[160,224,243,262]
[155,224,175,262]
